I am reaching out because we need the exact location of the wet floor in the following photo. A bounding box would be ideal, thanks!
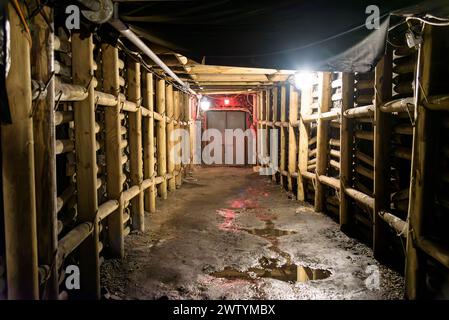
[101,167,404,300]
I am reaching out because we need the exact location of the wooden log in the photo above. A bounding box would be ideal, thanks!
[55,139,75,155]
[340,73,355,230]
[55,81,87,101]
[424,95,449,111]
[2,3,39,299]
[166,84,176,191]
[380,97,414,113]
[330,159,340,171]
[127,59,144,232]
[272,87,278,182]
[308,136,317,146]
[378,211,407,236]
[302,109,340,123]
[356,164,374,180]
[355,150,374,167]
[345,188,375,209]
[417,237,449,269]
[343,105,374,118]
[329,139,340,148]
[143,72,156,212]
[56,185,76,213]
[288,85,298,195]
[54,60,71,78]
[330,149,340,158]
[123,186,141,202]
[319,175,340,190]
[102,44,124,258]
[97,200,120,222]
[372,52,392,261]
[31,4,59,299]
[298,83,312,200]
[156,79,168,199]
[174,90,182,187]
[54,111,73,125]
[56,223,93,269]
[72,32,100,299]
[315,72,332,212]
[356,79,374,90]
[405,25,432,299]
[355,130,374,141]
[279,85,287,186]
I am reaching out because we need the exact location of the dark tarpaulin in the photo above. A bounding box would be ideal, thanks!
[117,0,435,73]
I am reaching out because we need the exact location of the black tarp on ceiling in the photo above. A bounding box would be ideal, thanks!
[117,0,448,73]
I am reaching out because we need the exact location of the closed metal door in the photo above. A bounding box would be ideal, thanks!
[205,111,247,165]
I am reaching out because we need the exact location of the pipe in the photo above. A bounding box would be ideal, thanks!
[108,19,197,96]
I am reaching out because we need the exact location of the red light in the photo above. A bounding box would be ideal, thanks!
[224,98,230,105]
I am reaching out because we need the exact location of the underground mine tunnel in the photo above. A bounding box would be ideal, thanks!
[1,0,449,302]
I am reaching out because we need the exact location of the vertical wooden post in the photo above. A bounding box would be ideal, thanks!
[405,25,433,300]
[272,87,278,182]
[102,45,124,257]
[31,4,58,299]
[298,83,312,201]
[373,52,393,260]
[72,32,100,299]
[257,92,263,166]
[174,90,182,187]
[288,85,298,193]
[143,72,156,213]
[314,73,332,211]
[279,85,287,186]
[1,3,39,299]
[340,73,355,230]
[127,60,144,231]
[156,79,168,199]
[166,84,176,191]
[265,90,270,171]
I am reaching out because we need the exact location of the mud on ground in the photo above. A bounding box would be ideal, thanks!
[101,167,404,300]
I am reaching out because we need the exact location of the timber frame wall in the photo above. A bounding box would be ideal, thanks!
[0,3,192,299]
[257,24,449,299]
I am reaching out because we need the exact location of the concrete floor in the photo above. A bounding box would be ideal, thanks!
[101,167,404,300]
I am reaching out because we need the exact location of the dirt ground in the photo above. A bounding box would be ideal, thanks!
[101,167,404,300]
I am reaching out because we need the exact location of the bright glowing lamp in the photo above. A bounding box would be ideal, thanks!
[200,98,210,111]
[294,71,314,91]
[224,98,230,105]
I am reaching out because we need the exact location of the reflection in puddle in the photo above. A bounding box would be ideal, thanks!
[242,220,297,237]
[211,261,331,283]
[213,212,331,284]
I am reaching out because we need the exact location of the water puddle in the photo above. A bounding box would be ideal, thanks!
[211,259,331,283]
[212,214,331,284]
[241,220,297,238]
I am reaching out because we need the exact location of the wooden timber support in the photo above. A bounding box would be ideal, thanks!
[143,72,157,212]
[127,59,145,232]
[272,87,279,182]
[166,84,176,192]
[102,45,124,258]
[339,73,355,231]
[314,73,332,211]
[279,85,287,187]
[156,79,168,199]
[1,3,39,299]
[405,25,433,300]
[31,4,58,299]
[72,32,100,299]
[288,85,299,194]
[373,50,393,260]
[297,81,312,201]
